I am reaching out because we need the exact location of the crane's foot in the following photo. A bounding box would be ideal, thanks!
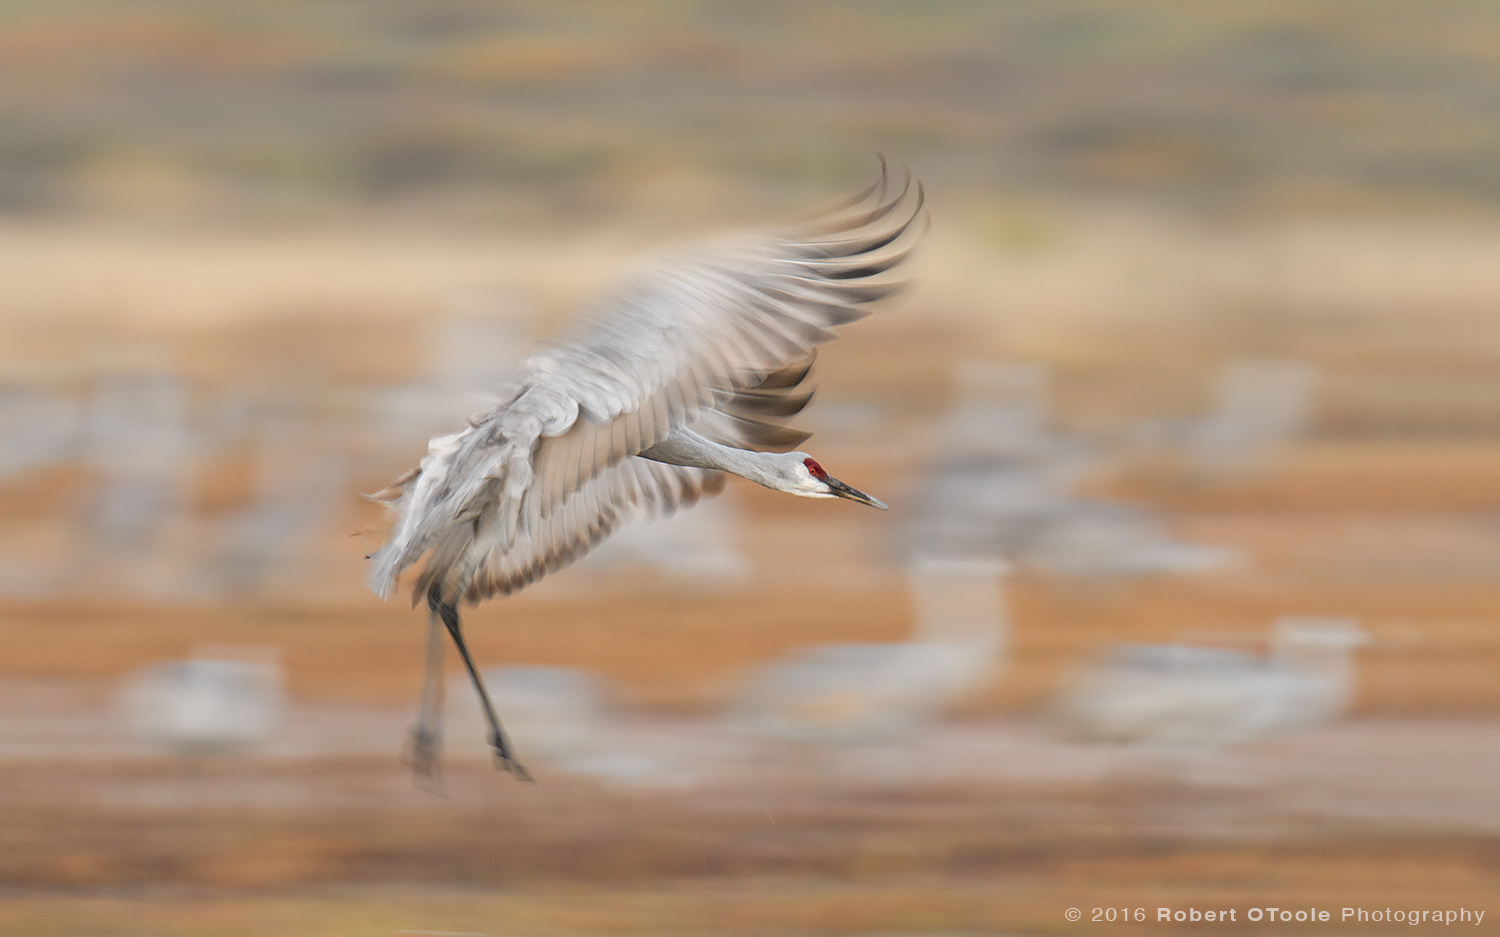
[404,723,444,789]
[490,731,533,782]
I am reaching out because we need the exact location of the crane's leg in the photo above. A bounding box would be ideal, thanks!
[404,607,447,784]
[429,589,532,781]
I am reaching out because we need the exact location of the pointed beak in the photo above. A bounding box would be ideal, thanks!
[826,476,888,510]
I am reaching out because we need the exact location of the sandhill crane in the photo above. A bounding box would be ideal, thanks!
[733,555,1007,744]
[1057,617,1368,747]
[368,164,926,779]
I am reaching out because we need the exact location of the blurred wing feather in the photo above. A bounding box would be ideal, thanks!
[417,459,725,603]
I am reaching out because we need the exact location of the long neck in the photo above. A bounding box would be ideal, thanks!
[639,427,788,488]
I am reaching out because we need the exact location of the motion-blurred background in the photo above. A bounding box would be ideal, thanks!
[3,2,1499,934]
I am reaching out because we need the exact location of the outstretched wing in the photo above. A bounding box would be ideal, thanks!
[369,164,925,604]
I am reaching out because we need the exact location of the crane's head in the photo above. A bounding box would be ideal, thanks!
[782,454,888,509]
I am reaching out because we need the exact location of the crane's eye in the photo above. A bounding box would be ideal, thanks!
[803,458,827,480]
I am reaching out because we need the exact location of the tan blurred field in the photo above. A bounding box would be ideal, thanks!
[5,1,1500,933]
[1,754,1495,936]
[6,215,1500,935]
[6,294,1500,935]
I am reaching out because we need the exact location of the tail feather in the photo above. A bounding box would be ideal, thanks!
[367,430,470,601]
